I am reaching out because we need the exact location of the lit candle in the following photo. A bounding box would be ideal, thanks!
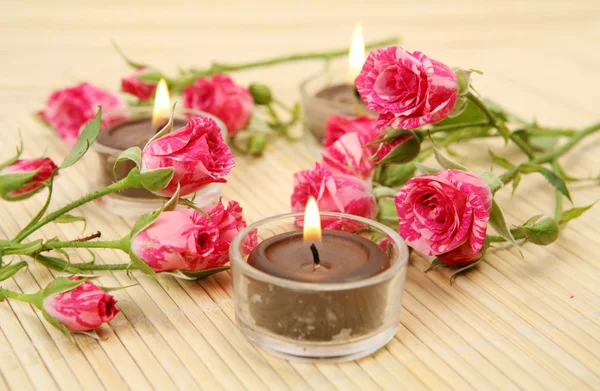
[348,23,366,82]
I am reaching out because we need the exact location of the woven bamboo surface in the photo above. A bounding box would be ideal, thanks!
[1,0,600,389]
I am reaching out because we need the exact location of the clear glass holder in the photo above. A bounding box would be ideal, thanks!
[230,212,408,362]
[87,106,227,218]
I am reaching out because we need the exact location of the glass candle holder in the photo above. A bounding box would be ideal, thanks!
[87,106,227,218]
[230,212,408,362]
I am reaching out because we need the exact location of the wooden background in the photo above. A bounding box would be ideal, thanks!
[1,0,600,389]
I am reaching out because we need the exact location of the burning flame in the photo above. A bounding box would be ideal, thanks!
[303,197,322,242]
[152,78,170,130]
[348,23,366,82]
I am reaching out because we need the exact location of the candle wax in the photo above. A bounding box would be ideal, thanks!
[248,230,389,283]
[315,84,361,104]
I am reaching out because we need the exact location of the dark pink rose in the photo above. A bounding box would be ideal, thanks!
[356,47,459,130]
[131,209,220,272]
[291,163,378,231]
[42,277,119,332]
[0,158,57,200]
[322,132,375,180]
[323,115,378,148]
[395,169,492,256]
[203,199,258,269]
[436,242,483,267]
[39,83,125,146]
[121,69,157,100]
[141,116,234,197]
[182,74,253,136]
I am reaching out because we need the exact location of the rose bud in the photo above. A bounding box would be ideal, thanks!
[395,169,492,257]
[38,83,125,146]
[121,68,158,100]
[291,163,378,232]
[248,83,273,105]
[247,133,269,156]
[322,132,375,180]
[0,158,57,200]
[203,199,258,268]
[183,74,254,137]
[323,115,378,148]
[131,209,220,272]
[518,215,560,246]
[356,47,459,130]
[373,130,421,165]
[43,277,119,332]
[141,116,234,197]
[436,242,485,267]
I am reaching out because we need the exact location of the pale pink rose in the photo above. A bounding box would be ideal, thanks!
[356,47,459,130]
[203,199,258,269]
[43,277,119,332]
[183,74,253,136]
[395,169,492,256]
[323,115,378,148]
[130,209,220,272]
[322,132,375,180]
[39,83,125,146]
[141,116,234,197]
[436,242,483,267]
[0,158,58,200]
[121,69,157,100]
[291,163,378,231]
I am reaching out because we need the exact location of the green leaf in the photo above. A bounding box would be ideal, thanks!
[415,162,440,175]
[379,163,417,187]
[55,214,86,231]
[0,132,24,171]
[111,39,147,70]
[449,259,483,284]
[42,309,74,343]
[145,105,175,147]
[480,171,503,194]
[559,202,596,228]
[0,170,40,199]
[512,173,521,196]
[181,266,230,280]
[519,163,572,202]
[378,131,421,165]
[0,261,28,282]
[140,168,174,192]
[128,250,157,279]
[60,107,102,169]
[114,147,142,178]
[424,258,446,273]
[489,200,518,249]
[432,143,468,171]
[101,283,138,293]
[42,277,87,299]
[34,254,83,274]
[3,239,43,255]
[137,70,164,84]
[552,161,589,183]
[489,150,514,169]
[163,183,180,212]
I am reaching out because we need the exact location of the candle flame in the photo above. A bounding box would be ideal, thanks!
[348,23,366,82]
[152,78,170,130]
[303,197,322,243]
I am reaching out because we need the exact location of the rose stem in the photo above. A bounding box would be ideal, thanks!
[34,255,136,272]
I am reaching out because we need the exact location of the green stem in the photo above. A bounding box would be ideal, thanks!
[423,120,490,136]
[14,178,132,243]
[466,92,535,158]
[34,255,136,272]
[0,287,39,305]
[175,37,399,88]
[499,121,600,184]
[42,237,130,252]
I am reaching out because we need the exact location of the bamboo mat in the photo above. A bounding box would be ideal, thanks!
[1,0,600,389]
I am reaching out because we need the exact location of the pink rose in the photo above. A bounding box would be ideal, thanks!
[203,199,258,269]
[183,74,253,136]
[395,169,492,256]
[0,158,58,200]
[436,242,483,267]
[121,69,158,100]
[39,83,125,146]
[141,116,234,197]
[131,209,220,272]
[291,163,378,231]
[356,47,459,130]
[322,132,375,180]
[323,115,378,148]
[43,277,119,332]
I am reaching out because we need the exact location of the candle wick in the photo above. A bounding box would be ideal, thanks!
[310,243,320,265]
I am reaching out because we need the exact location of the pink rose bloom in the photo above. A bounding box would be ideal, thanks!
[436,242,483,267]
[322,132,375,180]
[121,69,158,100]
[183,74,253,136]
[323,115,378,148]
[0,158,58,200]
[356,47,459,130]
[39,83,125,146]
[291,163,378,231]
[203,199,258,269]
[43,277,119,332]
[131,209,220,272]
[395,169,492,257]
[141,116,234,197]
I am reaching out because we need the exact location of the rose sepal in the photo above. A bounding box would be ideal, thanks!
[0,169,42,201]
[0,133,23,171]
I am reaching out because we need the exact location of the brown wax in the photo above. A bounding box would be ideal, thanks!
[248,231,389,283]
[315,84,361,105]
[94,117,186,199]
